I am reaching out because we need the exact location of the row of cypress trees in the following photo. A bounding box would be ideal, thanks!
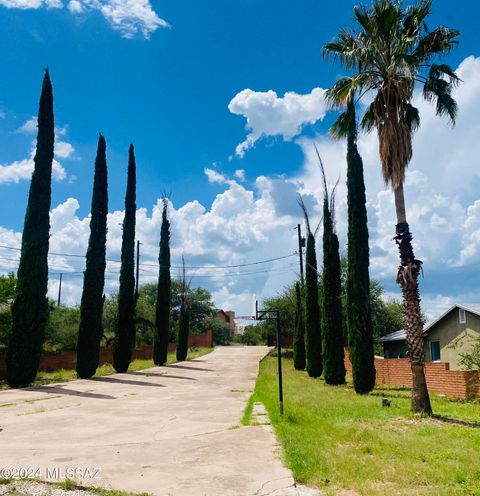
[5,71,181,387]
[293,100,375,394]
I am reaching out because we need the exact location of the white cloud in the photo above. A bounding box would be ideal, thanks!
[55,141,74,159]
[0,117,75,183]
[2,56,480,319]
[204,168,227,184]
[0,0,168,38]
[228,87,328,157]
[0,154,67,183]
[16,116,38,134]
[234,169,245,181]
[67,0,82,12]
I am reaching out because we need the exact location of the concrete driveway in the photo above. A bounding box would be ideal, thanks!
[0,347,299,496]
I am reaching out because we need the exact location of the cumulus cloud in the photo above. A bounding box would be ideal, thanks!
[0,155,67,183]
[204,167,227,184]
[0,0,168,38]
[228,87,328,157]
[0,117,75,183]
[234,169,245,181]
[292,56,480,318]
[0,177,302,311]
[2,56,480,318]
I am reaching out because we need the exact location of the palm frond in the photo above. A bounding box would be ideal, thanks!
[323,30,361,70]
[402,0,432,39]
[413,26,460,63]
[297,195,312,235]
[329,97,357,140]
[360,102,377,133]
[423,64,459,125]
[325,73,377,108]
[404,103,420,133]
[314,144,329,206]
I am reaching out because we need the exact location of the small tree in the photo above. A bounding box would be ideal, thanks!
[317,148,345,385]
[114,144,137,373]
[176,257,190,361]
[293,281,306,370]
[154,198,171,365]
[299,198,322,378]
[76,134,108,378]
[7,71,54,388]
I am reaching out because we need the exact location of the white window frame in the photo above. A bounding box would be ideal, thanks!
[459,308,466,324]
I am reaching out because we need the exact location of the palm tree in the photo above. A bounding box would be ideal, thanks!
[323,0,460,414]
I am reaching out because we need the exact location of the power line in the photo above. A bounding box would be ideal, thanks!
[0,244,296,270]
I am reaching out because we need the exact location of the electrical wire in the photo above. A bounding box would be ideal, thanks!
[0,244,296,271]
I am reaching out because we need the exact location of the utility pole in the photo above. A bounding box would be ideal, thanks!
[296,224,305,285]
[57,273,63,306]
[135,240,141,298]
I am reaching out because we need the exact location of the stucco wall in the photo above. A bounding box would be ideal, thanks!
[426,309,480,370]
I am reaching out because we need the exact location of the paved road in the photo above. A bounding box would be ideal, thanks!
[0,347,300,496]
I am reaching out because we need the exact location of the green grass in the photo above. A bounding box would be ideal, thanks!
[0,347,213,389]
[248,354,480,496]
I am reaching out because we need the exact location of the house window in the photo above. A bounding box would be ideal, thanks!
[459,308,466,324]
[430,341,441,361]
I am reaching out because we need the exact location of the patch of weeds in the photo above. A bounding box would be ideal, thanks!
[60,479,77,491]
[241,394,255,425]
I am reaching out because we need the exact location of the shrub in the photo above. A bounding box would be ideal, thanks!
[44,306,80,352]
[242,325,267,346]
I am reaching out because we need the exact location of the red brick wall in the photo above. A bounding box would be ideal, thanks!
[344,349,480,400]
[0,330,213,380]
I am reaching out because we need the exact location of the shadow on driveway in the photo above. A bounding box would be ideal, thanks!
[26,385,116,400]
[166,364,214,372]
[127,371,197,381]
[91,377,166,388]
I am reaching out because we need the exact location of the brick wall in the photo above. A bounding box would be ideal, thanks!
[0,330,213,380]
[344,349,480,400]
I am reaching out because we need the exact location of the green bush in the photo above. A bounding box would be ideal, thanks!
[44,306,80,352]
[241,325,267,346]
[197,317,231,345]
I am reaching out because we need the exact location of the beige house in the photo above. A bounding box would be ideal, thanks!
[379,304,480,370]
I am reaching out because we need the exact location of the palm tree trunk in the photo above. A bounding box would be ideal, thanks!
[393,184,432,415]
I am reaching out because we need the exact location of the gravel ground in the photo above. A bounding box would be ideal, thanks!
[0,481,95,496]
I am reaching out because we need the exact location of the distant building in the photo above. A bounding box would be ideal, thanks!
[215,310,236,336]
[379,304,480,370]
[233,317,257,336]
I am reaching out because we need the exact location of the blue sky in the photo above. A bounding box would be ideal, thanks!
[1,0,480,317]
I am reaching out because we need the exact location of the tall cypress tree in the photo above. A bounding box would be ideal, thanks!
[318,149,345,385]
[345,100,375,394]
[293,281,306,371]
[299,198,322,378]
[176,257,189,361]
[113,144,137,373]
[154,198,171,365]
[76,134,108,379]
[6,71,54,388]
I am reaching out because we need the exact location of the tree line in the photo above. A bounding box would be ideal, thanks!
[285,0,460,414]
[3,70,194,387]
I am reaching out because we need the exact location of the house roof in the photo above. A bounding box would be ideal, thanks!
[379,303,480,343]
[423,303,480,333]
[378,330,407,342]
